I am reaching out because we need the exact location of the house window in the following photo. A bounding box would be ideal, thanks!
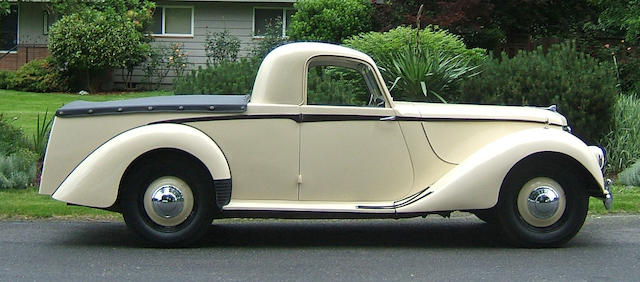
[43,10,56,35]
[152,6,194,36]
[0,5,18,51]
[253,8,294,37]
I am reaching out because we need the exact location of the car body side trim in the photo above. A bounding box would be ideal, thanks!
[150,114,560,126]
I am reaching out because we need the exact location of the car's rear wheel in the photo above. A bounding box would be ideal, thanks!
[497,162,588,247]
[121,156,215,246]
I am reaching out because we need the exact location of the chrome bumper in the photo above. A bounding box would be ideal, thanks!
[603,179,613,210]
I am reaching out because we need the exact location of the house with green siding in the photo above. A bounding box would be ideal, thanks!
[0,0,296,88]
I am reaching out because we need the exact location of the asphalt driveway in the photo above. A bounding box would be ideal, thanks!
[1,215,638,281]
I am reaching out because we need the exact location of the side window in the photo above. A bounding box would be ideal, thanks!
[306,59,386,107]
[152,6,194,36]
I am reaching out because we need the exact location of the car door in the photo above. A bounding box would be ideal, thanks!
[298,57,414,202]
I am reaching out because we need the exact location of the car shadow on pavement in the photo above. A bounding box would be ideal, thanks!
[61,216,510,248]
[199,217,507,248]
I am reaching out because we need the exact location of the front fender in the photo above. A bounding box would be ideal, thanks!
[396,127,604,213]
[52,123,230,208]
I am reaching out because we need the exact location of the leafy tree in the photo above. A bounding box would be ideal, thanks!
[589,0,640,43]
[288,0,373,43]
[50,0,155,30]
[370,0,598,50]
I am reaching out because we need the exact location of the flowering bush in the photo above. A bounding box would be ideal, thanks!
[142,43,191,89]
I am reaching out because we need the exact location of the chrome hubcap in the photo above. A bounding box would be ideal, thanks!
[517,177,566,228]
[151,186,184,218]
[143,177,194,227]
[527,187,560,219]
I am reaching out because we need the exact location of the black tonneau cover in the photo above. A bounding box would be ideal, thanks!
[56,95,250,117]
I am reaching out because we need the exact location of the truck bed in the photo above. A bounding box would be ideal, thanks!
[55,95,250,117]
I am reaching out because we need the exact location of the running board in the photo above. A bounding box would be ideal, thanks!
[357,187,432,210]
[222,188,432,214]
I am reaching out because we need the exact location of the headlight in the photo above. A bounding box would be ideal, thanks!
[589,146,606,169]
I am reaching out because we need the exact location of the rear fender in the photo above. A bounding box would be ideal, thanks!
[396,127,604,213]
[52,123,230,208]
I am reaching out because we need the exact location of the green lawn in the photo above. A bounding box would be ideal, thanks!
[0,188,120,220]
[589,185,640,214]
[0,89,171,136]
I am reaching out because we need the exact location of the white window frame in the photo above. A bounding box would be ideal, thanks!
[43,10,49,35]
[252,7,294,38]
[152,5,194,37]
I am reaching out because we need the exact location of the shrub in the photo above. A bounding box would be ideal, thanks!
[460,42,617,145]
[288,0,373,43]
[377,46,479,102]
[48,8,151,92]
[344,26,486,66]
[142,43,191,90]
[344,26,485,101]
[174,57,259,95]
[0,70,15,89]
[205,29,241,65]
[603,94,640,174]
[0,116,37,189]
[11,56,69,93]
[0,115,29,156]
[618,158,640,186]
[0,149,38,189]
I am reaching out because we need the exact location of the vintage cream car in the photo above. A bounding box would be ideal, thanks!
[40,42,611,247]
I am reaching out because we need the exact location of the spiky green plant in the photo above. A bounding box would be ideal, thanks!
[604,94,640,174]
[378,46,479,103]
[32,110,54,160]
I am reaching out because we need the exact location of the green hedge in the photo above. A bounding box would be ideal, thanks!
[174,58,259,95]
[460,42,617,145]
[9,56,69,93]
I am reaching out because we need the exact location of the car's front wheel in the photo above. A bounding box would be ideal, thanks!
[121,156,215,246]
[497,162,588,247]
